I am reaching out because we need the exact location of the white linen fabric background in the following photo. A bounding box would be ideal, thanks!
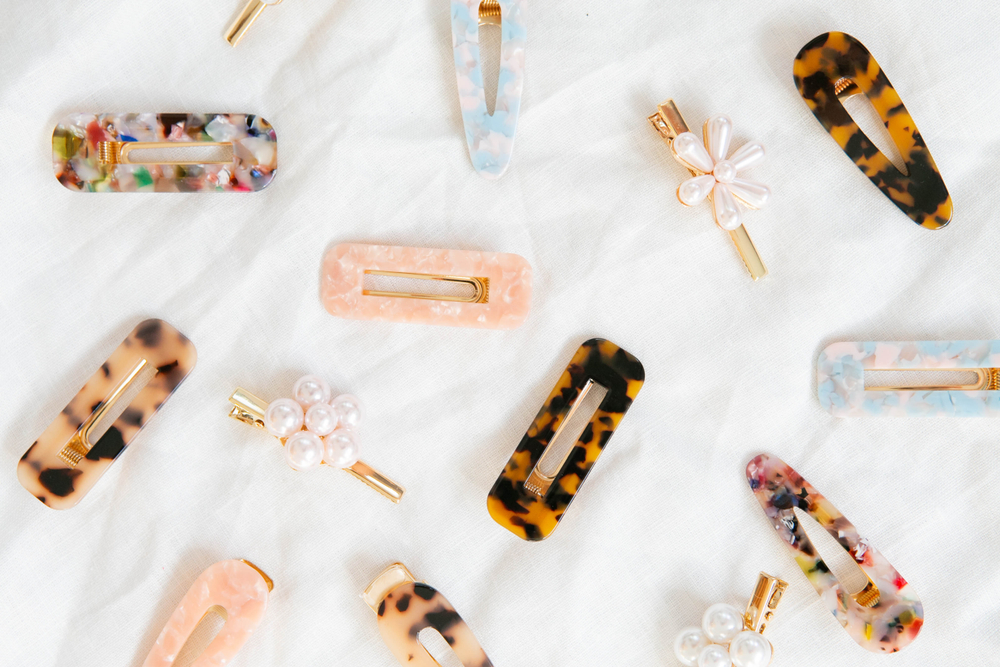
[1,0,998,664]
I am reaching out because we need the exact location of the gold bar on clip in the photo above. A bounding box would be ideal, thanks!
[226,0,267,46]
[239,559,275,592]
[743,572,788,634]
[523,380,598,498]
[228,387,269,429]
[345,460,405,504]
[97,141,235,166]
[479,0,502,25]
[866,367,1000,392]
[852,575,880,608]
[363,563,416,613]
[363,270,490,304]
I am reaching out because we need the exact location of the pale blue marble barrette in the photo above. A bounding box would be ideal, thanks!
[451,0,527,179]
[818,341,1000,417]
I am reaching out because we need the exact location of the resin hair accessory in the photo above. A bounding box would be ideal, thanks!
[819,340,1000,417]
[452,0,527,179]
[321,243,532,330]
[18,319,196,510]
[228,375,404,502]
[53,113,277,192]
[746,454,923,653]
[488,338,644,541]
[674,572,787,667]
[141,559,272,667]
[225,0,282,46]
[363,563,494,667]
[794,32,952,229]
[649,101,771,281]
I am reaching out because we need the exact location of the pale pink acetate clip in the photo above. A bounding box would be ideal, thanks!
[321,243,532,329]
[142,559,272,667]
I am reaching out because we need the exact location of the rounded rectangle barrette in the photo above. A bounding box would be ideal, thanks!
[794,32,952,229]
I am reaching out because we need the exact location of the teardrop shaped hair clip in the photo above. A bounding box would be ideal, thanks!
[452,0,527,179]
[794,32,952,229]
[745,454,923,653]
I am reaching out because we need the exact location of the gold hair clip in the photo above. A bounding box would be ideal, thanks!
[362,271,490,304]
[225,0,283,47]
[97,140,237,166]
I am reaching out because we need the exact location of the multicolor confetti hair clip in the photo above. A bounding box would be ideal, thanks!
[452,0,527,179]
[18,319,196,510]
[649,101,771,281]
[363,562,495,667]
[674,572,787,667]
[228,375,405,502]
[488,338,644,541]
[141,559,272,667]
[794,32,952,229]
[746,454,923,653]
[818,340,1000,417]
[225,0,282,46]
[52,113,277,192]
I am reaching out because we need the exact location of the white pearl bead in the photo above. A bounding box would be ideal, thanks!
[678,174,716,206]
[729,631,772,667]
[292,374,332,408]
[728,179,771,209]
[704,114,733,163]
[284,431,325,471]
[672,132,715,173]
[264,398,304,438]
[331,393,365,430]
[697,644,732,667]
[702,602,744,643]
[712,183,742,230]
[673,627,710,667]
[304,403,339,436]
[324,428,361,468]
[712,160,737,184]
[728,142,766,171]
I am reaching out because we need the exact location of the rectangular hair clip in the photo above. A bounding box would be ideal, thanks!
[53,113,276,192]
[488,338,645,541]
[321,243,532,329]
[819,341,1000,417]
[18,320,197,509]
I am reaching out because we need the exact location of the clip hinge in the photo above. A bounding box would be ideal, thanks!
[743,572,788,634]
[478,0,502,25]
[363,563,417,613]
[852,575,881,608]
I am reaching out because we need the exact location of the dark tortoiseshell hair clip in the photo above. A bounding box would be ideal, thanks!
[794,32,952,229]
[364,563,494,667]
[18,320,196,509]
[488,338,645,541]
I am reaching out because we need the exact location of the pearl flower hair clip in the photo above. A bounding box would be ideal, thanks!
[227,376,405,503]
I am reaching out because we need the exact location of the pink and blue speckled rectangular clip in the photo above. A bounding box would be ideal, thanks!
[818,341,1000,417]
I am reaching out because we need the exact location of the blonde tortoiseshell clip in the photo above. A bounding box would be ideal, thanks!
[794,32,952,229]
[364,563,494,667]
[18,319,196,510]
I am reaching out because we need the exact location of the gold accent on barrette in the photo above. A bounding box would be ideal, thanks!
[363,270,490,304]
[97,140,236,166]
[852,576,881,608]
[225,0,283,47]
[479,0,502,25]
[744,572,789,634]
[866,367,1000,392]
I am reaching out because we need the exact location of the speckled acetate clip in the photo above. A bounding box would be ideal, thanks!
[452,0,527,179]
[818,340,1000,417]
[794,32,952,229]
[364,563,494,667]
[488,338,645,541]
[52,113,277,192]
[321,243,532,330]
[18,320,196,509]
[746,454,923,653]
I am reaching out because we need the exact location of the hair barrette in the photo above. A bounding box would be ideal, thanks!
[488,338,644,541]
[452,0,526,179]
[746,454,922,653]
[363,562,494,667]
[228,375,405,502]
[53,113,276,192]
[18,319,196,509]
[674,572,787,667]
[141,559,272,667]
[322,243,532,330]
[818,340,1000,417]
[649,100,771,281]
[794,32,952,229]
[225,0,282,47]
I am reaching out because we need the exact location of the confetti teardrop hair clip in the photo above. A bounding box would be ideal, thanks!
[228,375,405,502]
[794,32,952,229]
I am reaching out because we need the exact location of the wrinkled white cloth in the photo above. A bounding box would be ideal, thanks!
[1,1,998,665]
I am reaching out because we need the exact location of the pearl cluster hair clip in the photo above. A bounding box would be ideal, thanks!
[227,377,405,503]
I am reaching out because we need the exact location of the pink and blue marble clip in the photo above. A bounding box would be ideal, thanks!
[451,0,527,179]
[818,340,1000,417]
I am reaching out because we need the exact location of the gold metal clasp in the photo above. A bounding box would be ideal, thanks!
[852,574,880,608]
[363,270,490,304]
[479,0,502,25]
[225,0,283,47]
[362,563,416,613]
[743,572,788,634]
[97,141,236,166]
[866,367,1000,392]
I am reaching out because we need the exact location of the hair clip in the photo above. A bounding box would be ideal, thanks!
[452,0,527,179]
[228,375,405,502]
[746,454,922,653]
[674,572,788,667]
[794,32,952,229]
[225,0,281,46]
[18,320,196,510]
[649,101,771,281]
[818,340,1000,417]
[488,338,644,541]
[321,243,532,330]
[363,563,494,667]
[141,559,271,666]
[53,113,277,192]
